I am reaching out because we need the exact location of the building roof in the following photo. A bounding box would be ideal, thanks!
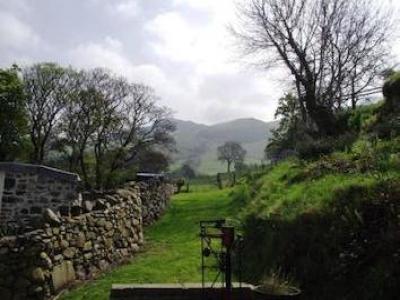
[0,162,80,182]
[136,173,166,181]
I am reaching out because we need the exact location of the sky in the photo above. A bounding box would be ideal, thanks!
[0,0,399,125]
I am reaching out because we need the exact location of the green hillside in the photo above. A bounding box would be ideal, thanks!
[171,118,278,174]
[229,97,400,299]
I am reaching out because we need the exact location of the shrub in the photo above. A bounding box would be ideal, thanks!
[382,71,400,107]
[238,178,400,299]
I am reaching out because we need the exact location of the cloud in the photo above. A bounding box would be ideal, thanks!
[69,38,129,72]
[0,11,40,49]
[68,37,188,110]
[106,0,141,19]
[145,8,236,75]
[9,0,397,125]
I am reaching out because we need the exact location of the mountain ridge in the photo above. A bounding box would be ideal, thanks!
[170,117,278,174]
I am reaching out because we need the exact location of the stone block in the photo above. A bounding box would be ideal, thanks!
[51,261,76,291]
[43,208,61,225]
[4,177,16,189]
[83,241,92,252]
[31,267,45,283]
[63,247,76,259]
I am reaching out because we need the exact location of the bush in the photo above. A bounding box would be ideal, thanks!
[295,132,357,159]
[238,177,400,299]
[383,71,400,107]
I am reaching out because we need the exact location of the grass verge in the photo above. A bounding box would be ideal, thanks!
[60,185,234,300]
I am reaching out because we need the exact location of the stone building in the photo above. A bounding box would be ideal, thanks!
[0,162,80,227]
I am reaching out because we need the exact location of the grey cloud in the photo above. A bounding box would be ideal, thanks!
[0,0,283,124]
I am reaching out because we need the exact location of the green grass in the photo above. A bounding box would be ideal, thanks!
[232,146,400,299]
[245,162,378,220]
[60,185,235,300]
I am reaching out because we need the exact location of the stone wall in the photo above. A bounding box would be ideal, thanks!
[139,181,174,226]
[0,163,80,228]
[0,180,173,300]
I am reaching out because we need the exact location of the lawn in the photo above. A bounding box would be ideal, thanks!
[60,185,234,300]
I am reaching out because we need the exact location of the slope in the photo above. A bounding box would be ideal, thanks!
[171,118,278,174]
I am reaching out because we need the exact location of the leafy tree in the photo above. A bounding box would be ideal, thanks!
[180,163,196,179]
[58,68,175,188]
[136,149,170,174]
[265,93,304,161]
[217,141,246,173]
[60,71,102,185]
[0,66,27,161]
[104,81,175,187]
[0,62,176,189]
[23,63,74,163]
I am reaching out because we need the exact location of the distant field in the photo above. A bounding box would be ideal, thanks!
[60,185,235,300]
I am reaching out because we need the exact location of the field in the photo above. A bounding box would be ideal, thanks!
[60,184,235,300]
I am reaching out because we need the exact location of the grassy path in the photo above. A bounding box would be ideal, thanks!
[61,185,233,300]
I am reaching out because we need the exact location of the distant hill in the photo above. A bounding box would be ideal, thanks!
[170,118,278,174]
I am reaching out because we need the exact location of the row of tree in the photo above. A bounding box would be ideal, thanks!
[0,63,175,189]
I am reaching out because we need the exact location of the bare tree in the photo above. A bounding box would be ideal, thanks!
[23,63,74,163]
[59,68,175,189]
[217,141,246,173]
[85,69,128,188]
[104,83,175,186]
[233,0,395,135]
[61,70,103,186]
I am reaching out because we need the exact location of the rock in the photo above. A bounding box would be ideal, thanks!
[39,252,52,268]
[131,243,140,253]
[75,232,86,248]
[60,240,69,249]
[28,285,43,295]
[63,247,76,259]
[105,239,113,249]
[43,208,61,226]
[98,260,109,271]
[71,205,82,216]
[53,254,63,262]
[51,261,76,291]
[45,228,53,236]
[94,199,108,210]
[84,252,93,260]
[86,231,96,240]
[31,267,45,283]
[83,200,95,213]
[83,241,92,252]
[96,219,106,227]
[105,222,113,230]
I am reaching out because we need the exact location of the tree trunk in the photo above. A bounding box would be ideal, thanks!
[78,152,90,189]
[94,144,103,190]
[305,93,338,136]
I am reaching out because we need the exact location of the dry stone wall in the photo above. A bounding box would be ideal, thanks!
[0,180,173,300]
[139,180,174,226]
